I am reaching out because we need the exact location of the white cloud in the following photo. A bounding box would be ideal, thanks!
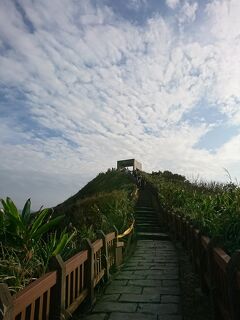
[166,0,180,10]
[1,0,240,208]
[178,1,198,25]
[126,0,148,11]
[205,0,240,41]
[203,0,240,124]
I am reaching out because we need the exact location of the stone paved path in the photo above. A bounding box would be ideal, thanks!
[82,192,182,320]
[84,239,181,320]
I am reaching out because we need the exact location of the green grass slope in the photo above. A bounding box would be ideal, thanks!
[143,170,240,254]
[54,169,137,238]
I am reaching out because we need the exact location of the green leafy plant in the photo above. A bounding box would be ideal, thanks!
[0,197,65,259]
[0,197,76,292]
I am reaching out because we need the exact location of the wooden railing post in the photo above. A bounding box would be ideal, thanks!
[206,240,222,320]
[171,213,177,243]
[97,230,110,282]
[0,284,13,320]
[113,225,119,265]
[49,254,66,320]
[185,219,191,252]
[83,238,95,306]
[113,225,124,267]
[227,250,240,320]
[197,232,208,294]
[189,224,195,266]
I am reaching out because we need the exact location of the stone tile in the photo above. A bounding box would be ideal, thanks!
[143,287,180,295]
[161,295,180,303]
[119,293,160,303]
[128,279,162,287]
[124,262,140,267]
[101,294,120,301]
[93,302,137,313]
[115,274,146,280]
[151,265,177,270]
[105,285,142,294]
[81,238,182,320]
[137,263,161,267]
[138,303,179,315]
[123,266,151,271]
[111,280,128,286]
[134,270,165,276]
[82,314,107,320]
[108,312,157,320]
[116,271,133,277]
[156,316,182,320]
[147,274,178,280]
[162,280,179,287]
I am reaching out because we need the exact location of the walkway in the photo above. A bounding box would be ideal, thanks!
[82,193,182,320]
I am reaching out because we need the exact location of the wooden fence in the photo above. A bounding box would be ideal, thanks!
[149,185,240,320]
[0,228,133,320]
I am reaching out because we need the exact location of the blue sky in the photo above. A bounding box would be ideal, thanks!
[1,0,240,209]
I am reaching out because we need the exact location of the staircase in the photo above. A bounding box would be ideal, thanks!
[135,190,169,240]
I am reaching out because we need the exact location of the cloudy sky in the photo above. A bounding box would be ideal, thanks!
[0,0,240,209]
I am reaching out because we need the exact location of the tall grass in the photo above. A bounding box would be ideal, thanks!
[144,171,240,254]
[54,169,136,239]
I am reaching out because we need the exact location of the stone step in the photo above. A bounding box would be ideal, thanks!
[135,210,156,214]
[136,226,161,231]
[136,206,154,210]
[135,213,157,218]
[137,232,169,240]
[135,216,158,220]
[136,223,159,227]
[135,217,158,222]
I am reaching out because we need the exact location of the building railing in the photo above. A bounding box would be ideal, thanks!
[0,224,134,320]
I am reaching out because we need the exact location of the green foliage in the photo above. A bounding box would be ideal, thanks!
[65,190,134,236]
[54,169,135,211]
[143,171,240,254]
[0,197,65,257]
[0,197,75,292]
[0,243,45,293]
[54,169,136,239]
[0,169,137,292]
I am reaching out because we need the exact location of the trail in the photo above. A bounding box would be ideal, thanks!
[83,190,182,320]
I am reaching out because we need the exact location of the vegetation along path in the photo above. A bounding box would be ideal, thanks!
[82,191,182,320]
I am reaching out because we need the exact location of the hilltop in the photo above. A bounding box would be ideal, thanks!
[53,169,137,236]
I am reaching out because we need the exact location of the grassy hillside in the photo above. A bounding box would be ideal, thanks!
[54,169,137,238]
[55,168,135,209]
[1,169,137,293]
[143,170,240,254]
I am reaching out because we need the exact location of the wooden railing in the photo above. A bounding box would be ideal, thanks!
[106,232,116,268]
[149,184,240,320]
[65,250,88,316]
[12,271,57,320]
[0,226,134,320]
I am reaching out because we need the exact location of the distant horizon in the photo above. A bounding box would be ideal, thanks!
[1,0,240,209]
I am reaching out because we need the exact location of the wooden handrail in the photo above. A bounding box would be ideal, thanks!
[0,228,134,320]
[65,250,88,274]
[106,232,115,242]
[92,239,103,253]
[201,235,210,249]
[213,247,230,272]
[13,271,57,318]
